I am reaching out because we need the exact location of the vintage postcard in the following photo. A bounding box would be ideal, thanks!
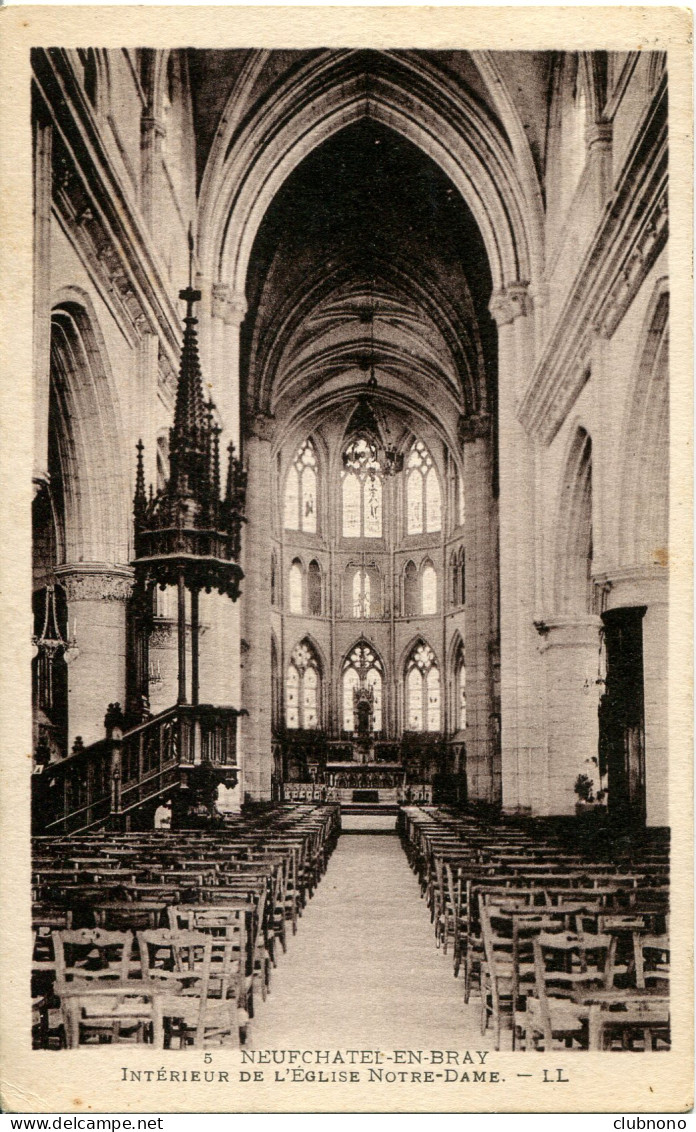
[0,4,692,1116]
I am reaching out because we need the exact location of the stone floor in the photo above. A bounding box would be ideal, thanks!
[252,832,491,1048]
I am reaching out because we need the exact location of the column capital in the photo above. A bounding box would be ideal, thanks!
[246,412,275,443]
[55,564,134,603]
[141,115,167,139]
[489,282,531,327]
[586,119,613,152]
[533,614,602,652]
[211,283,247,327]
[593,564,669,609]
[458,411,491,444]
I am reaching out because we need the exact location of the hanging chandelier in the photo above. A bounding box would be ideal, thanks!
[355,286,404,477]
[32,584,79,665]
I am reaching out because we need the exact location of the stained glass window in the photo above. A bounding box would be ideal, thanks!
[284,465,299,530]
[407,666,423,730]
[342,436,383,538]
[289,560,303,614]
[286,641,320,730]
[405,441,441,534]
[286,663,300,729]
[342,642,384,733]
[458,650,467,731]
[405,642,440,732]
[351,569,371,618]
[342,668,359,732]
[422,562,437,614]
[284,440,318,532]
[426,667,441,732]
[342,472,360,537]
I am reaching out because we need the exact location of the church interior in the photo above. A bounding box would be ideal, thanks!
[30,47,670,1052]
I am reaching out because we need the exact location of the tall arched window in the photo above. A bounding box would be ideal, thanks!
[422,561,437,614]
[285,641,320,730]
[352,568,371,617]
[454,640,467,731]
[288,559,303,614]
[405,440,441,534]
[307,560,322,616]
[342,436,382,538]
[405,642,440,732]
[342,642,384,733]
[403,560,418,616]
[284,440,318,533]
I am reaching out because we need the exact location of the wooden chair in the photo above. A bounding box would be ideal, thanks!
[52,928,149,1046]
[137,929,243,1048]
[633,932,670,990]
[525,931,617,1050]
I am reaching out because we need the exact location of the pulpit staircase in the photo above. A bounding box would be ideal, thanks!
[32,703,242,836]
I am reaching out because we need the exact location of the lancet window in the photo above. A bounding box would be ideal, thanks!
[284,440,318,533]
[342,642,384,733]
[405,441,441,534]
[341,436,383,538]
[405,642,440,732]
[285,640,320,730]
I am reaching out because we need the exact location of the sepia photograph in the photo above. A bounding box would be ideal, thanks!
[0,4,692,1117]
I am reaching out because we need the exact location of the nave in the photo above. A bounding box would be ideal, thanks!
[253,830,483,1049]
[32,803,669,1053]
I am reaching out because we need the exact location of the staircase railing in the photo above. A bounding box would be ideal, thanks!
[33,704,242,836]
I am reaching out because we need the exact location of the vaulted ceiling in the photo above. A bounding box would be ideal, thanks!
[185,49,552,442]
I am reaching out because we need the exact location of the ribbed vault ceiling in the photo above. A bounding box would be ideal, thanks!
[240,119,495,437]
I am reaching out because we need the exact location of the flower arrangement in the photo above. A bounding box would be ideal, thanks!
[574,756,608,807]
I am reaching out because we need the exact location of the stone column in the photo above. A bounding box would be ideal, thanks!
[490,284,546,814]
[33,119,53,494]
[241,413,275,801]
[537,615,603,814]
[198,283,246,723]
[135,329,159,489]
[459,412,496,802]
[55,565,134,749]
[586,120,613,217]
[140,113,166,232]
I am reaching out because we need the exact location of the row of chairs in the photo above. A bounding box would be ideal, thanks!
[399,805,670,1051]
[32,804,341,1048]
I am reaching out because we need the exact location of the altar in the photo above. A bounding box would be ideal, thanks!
[325,762,405,789]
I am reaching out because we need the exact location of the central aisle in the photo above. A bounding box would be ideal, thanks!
[253,833,488,1048]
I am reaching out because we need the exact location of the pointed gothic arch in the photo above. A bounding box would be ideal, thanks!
[198,51,540,302]
[618,284,669,568]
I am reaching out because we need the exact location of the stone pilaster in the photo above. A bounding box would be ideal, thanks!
[586,120,613,216]
[459,411,496,801]
[490,283,546,814]
[34,120,53,494]
[55,565,134,748]
[536,614,603,815]
[140,114,166,231]
[241,414,275,800]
